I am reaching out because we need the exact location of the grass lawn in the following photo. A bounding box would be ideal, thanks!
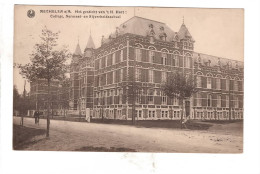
[13,124,46,150]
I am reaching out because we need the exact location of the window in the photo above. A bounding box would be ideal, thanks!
[162,111,164,118]
[216,78,221,90]
[173,53,179,66]
[135,89,141,104]
[120,50,123,62]
[149,70,154,83]
[234,80,238,91]
[234,96,239,108]
[149,111,152,118]
[165,111,168,118]
[197,76,202,88]
[207,77,212,89]
[161,53,167,65]
[185,55,191,68]
[152,111,155,118]
[120,69,123,82]
[135,68,141,81]
[162,93,167,105]
[226,95,229,108]
[113,71,116,84]
[162,71,167,83]
[105,56,108,67]
[173,96,179,106]
[226,79,229,90]
[135,48,141,61]
[184,42,188,49]
[138,110,142,118]
[148,89,154,104]
[217,95,221,107]
[197,93,202,106]
[118,89,122,104]
[112,53,115,65]
[149,51,155,63]
[207,94,212,107]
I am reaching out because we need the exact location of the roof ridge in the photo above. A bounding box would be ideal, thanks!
[121,16,165,26]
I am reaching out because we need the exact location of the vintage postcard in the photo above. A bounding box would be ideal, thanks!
[13,5,244,153]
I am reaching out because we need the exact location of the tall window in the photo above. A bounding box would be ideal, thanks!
[162,71,167,83]
[197,93,202,106]
[234,96,239,108]
[112,53,115,65]
[161,92,167,105]
[173,53,179,66]
[135,48,141,61]
[161,53,167,65]
[216,78,221,90]
[173,96,179,106]
[207,77,212,89]
[207,94,212,107]
[217,95,221,107]
[111,89,114,104]
[226,79,229,90]
[149,70,154,83]
[234,80,238,91]
[148,89,154,104]
[113,71,116,84]
[135,68,141,81]
[197,76,202,88]
[120,50,123,62]
[120,69,123,82]
[135,89,141,104]
[226,95,229,108]
[149,50,155,63]
[185,55,191,68]
[105,56,108,67]
[118,88,122,104]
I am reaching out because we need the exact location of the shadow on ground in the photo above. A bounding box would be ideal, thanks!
[75,146,136,152]
[13,124,46,150]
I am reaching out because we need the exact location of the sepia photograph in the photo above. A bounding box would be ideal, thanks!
[13,5,244,153]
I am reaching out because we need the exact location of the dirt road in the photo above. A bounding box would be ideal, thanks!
[13,117,243,153]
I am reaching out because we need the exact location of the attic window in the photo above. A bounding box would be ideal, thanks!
[149,24,154,28]
[122,24,126,28]
[208,60,211,66]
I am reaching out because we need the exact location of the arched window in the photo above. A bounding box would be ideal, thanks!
[185,54,192,68]
[207,94,212,107]
[173,52,179,66]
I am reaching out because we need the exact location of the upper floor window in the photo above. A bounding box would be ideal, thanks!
[148,89,154,104]
[207,94,212,107]
[112,53,115,65]
[162,71,167,83]
[234,96,239,108]
[216,78,221,90]
[197,93,202,106]
[135,48,142,61]
[120,69,123,82]
[161,92,167,105]
[234,80,238,91]
[217,95,221,107]
[197,76,202,88]
[120,50,124,62]
[226,95,229,108]
[149,51,155,63]
[173,53,179,66]
[135,68,141,81]
[226,79,230,90]
[207,77,212,89]
[173,96,179,106]
[161,53,167,65]
[185,55,191,68]
[149,70,154,83]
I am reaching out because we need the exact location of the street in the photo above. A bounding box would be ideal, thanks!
[13,117,243,153]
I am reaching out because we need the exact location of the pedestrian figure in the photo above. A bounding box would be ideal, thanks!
[37,111,40,125]
[34,111,38,124]
[182,115,189,129]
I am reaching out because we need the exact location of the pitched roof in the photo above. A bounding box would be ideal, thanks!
[178,23,194,41]
[116,16,176,42]
[73,43,82,56]
[86,35,95,49]
[193,52,243,69]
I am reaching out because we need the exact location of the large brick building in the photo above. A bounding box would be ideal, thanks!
[69,16,243,120]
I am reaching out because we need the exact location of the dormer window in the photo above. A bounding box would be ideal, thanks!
[208,60,211,66]
[149,24,154,29]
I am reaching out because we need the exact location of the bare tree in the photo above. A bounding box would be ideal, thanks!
[162,72,197,128]
[18,26,70,137]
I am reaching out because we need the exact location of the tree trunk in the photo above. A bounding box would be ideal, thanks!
[46,79,50,137]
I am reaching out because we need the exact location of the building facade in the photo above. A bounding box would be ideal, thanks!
[69,16,244,120]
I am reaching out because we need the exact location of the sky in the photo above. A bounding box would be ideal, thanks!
[14,6,244,93]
